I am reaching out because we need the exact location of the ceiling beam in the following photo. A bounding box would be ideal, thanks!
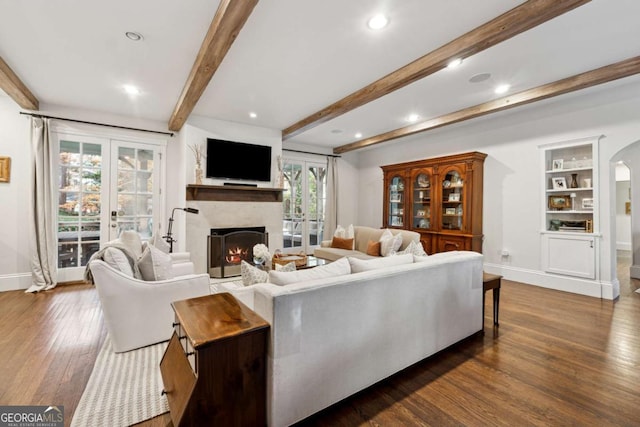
[333,55,640,154]
[168,0,259,132]
[282,0,591,141]
[0,56,38,110]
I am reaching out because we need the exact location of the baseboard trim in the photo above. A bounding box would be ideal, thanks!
[0,273,31,292]
[483,263,609,299]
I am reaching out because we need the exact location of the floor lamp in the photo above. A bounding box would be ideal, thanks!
[164,207,199,253]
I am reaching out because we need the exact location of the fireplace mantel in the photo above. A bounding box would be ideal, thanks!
[186,184,283,202]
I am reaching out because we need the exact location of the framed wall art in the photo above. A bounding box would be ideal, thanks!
[0,157,10,183]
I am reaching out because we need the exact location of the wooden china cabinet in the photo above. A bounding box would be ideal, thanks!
[382,151,486,254]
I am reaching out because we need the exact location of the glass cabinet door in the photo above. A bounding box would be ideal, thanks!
[441,168,464,231]
[388,175,405,227]
[412,171,432,230]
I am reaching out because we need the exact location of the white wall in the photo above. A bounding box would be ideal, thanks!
[615,162,631,251]
[353,76,640,299]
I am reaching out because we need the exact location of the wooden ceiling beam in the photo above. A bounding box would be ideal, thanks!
[282,0,591,141]
[0,56,38,110]
[168,0,259,132]
[333,56,640,154]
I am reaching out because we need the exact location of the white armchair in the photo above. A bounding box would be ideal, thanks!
[89,260,210,353]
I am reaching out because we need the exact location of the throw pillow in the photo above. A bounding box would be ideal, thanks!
[103,247,134,277]
[150,233,171,254]
[348,253,414,273]
[398,240,427,257]
[366,240,381,257]
[379,230,402,257]
[331,236,355,250]
[269,257,351,286]
[241,260,268,286]
[119,230,143,258]
[333,224,355,249]
[275,262,297,272]
[137,244,174,281]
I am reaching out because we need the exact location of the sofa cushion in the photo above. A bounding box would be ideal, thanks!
[398,240,427,257]
[268,257,351,286]
[137,244,174,281]
[348,253,414,273]
[120,230,143,258]
[380,230,403,256]
[331,236,354,250]
[366,240,381,256]
[103,247,134,277]
[314,247,378,262]
[241,260,268,286]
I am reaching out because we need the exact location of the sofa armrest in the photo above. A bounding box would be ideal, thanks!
[320,240,332,248]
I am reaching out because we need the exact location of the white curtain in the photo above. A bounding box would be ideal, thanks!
[26,118,58,293]
[324,156,338,237]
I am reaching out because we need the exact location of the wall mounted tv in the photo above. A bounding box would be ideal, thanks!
[206,138,272,182]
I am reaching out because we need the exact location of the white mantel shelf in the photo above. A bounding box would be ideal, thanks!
[186,184,284,202]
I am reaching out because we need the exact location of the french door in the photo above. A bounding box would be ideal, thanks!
[282,159,327,254]
[54,132,164,281]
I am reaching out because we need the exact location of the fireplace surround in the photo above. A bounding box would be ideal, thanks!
[208,226,268,278]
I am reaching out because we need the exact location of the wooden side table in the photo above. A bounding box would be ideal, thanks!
[482,272,502,327]
[160,293,269,427]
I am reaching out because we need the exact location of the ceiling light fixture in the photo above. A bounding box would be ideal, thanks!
[331,129,343,134]
[469,73,491,83]
[123,85,140,95]
[494,84,511,94]
[125,31,143,41]
[355,133,363,138]
[367,14,389,30]
[249,112,257,118]
[406,114,420,123]
[447,58,463,69]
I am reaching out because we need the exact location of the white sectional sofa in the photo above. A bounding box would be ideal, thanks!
[314,225,421,261]
[224,250,484,427]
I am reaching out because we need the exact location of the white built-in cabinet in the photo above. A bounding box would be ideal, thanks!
[540,136,601,280]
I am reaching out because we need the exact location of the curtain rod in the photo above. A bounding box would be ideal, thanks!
[283,148,340,158]
[19,112,174,137]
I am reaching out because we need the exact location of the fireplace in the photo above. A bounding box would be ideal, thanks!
[208,226,268,278]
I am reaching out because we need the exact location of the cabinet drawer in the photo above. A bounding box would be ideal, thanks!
[174,317,197,374]
[437,235,469,252]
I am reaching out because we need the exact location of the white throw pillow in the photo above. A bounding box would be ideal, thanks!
[119,230,143,258]
[348,253,414,273]
[150,234,171,254]
[275,262,297,272]
[241,260,268,286]
[398,240,427,257]
[379,230,402,256]
[103,247,134,277]
[137,244,174,281]
[268,257,351,286]
[333,224,355,249]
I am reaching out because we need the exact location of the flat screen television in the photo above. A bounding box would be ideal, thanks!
[206,138,272,182]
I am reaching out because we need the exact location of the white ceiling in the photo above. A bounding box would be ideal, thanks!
[1,0,639,150]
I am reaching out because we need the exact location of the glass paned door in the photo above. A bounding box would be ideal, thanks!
[110,143,158,240]
[282,159,327,254]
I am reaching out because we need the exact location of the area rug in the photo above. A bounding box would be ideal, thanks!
[71,336,169,427]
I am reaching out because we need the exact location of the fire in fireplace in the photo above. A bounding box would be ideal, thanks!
[208,226,268,278]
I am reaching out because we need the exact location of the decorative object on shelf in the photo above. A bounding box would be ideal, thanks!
[397,181,404,191]
[456,205,463,215]
[253,243,271,266]
[163,207,199,252]
[443,180,451,188]
[445,207,456,215]
[417,174,430,188]
[570,173,579,188]
[552,159,563,170]
[189,144,206,185]
[586,219,593,233]
[582,178,592,188]
[559,220,587,231]
[418,219,429,229]
[416,209,425,217]
[0,156,10,183]
[390,193,402,203]
[548,195,571,210]
[448,193,460,202]
[582,198,594,209]
[570,193,577,210]
[549,219,562,231]
[552,177,567,190]
[626,201,631,215]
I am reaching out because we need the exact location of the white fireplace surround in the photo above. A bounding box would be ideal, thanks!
[185,200,283,275]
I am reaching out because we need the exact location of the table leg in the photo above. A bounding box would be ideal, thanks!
[493,288,500,326]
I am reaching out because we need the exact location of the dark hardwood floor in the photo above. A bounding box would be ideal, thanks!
[1,258,639,426]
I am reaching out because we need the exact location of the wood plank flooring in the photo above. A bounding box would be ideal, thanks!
[0,260,638,426]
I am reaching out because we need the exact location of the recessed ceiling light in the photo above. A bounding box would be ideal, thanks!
[494,84,511,94]
[355,132,363,138]
[123,85,140,95]
[447,58,463,69]
[331,129,343,134]
[249,112,257,118]
[406,114,420,123]
[367,14,389,30]
[469,73,491,83]
[125,31,143,41]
